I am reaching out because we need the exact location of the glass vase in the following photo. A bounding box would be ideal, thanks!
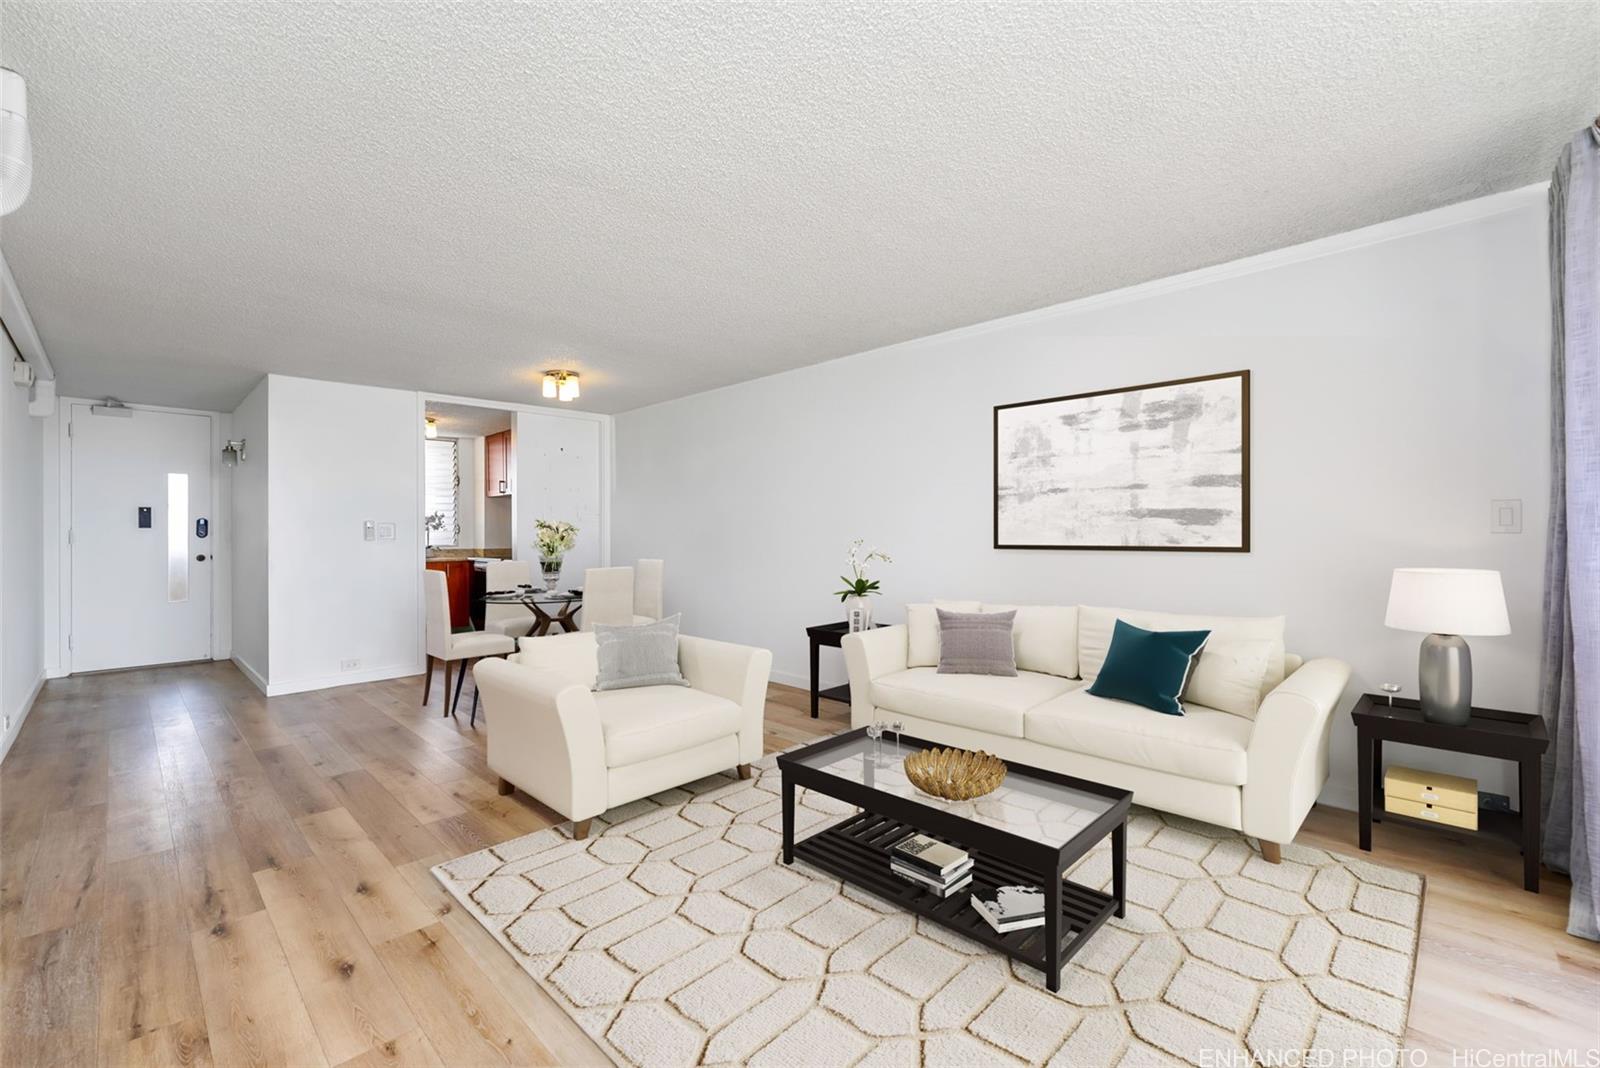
[540,555,563,592]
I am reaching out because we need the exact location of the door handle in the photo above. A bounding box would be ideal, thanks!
[195,554,208,562]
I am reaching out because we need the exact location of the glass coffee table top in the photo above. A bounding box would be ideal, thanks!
[791,734,1120,849]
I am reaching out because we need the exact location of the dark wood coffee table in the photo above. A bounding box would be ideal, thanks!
[777,728,1131,992]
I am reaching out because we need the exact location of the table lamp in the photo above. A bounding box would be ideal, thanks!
[1384,568,1510,725]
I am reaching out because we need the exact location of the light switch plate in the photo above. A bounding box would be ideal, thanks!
[375,522,396,540]
[1490,499,1522,534]
[363,520,375,541]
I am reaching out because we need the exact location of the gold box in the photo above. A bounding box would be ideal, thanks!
[1385,765,1478,830]
[1384,765,1478,811]
[1385,794,1478,831]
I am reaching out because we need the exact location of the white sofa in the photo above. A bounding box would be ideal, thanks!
[843,603,1350,860]
[474,631,772,838]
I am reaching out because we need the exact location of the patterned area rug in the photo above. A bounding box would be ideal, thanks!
[433,755,1423,1067]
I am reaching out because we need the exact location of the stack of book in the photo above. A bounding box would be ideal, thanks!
[888,833,973,897]
[970,885,1047,933]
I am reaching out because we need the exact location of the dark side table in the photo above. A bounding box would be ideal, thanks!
[1352,693,1549,892]
[805,621,885,718]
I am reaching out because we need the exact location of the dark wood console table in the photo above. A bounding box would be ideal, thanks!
[1352,693,1549,892]
[805,621,885,718]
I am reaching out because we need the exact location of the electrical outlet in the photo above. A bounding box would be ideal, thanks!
[341,658,360,672]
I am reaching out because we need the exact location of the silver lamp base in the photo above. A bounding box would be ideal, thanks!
[1418,633,1472,725]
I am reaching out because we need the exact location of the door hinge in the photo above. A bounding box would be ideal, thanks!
[67,527,72,546]
[66,420,72,438]
[67,634,73,651]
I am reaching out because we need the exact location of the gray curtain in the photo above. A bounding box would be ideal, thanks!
[1540,123,1599,941]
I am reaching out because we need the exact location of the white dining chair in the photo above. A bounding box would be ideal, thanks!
[423,569,515,720]
[633,559,664,623]
[483,559,535,640]
[579,566,636,630]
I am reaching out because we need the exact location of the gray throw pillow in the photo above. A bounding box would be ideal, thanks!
[594,614,690,690]
[936,608,1018,676]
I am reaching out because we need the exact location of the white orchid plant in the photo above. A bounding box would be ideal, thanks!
[835,539,892,601]
[534,518,578,559]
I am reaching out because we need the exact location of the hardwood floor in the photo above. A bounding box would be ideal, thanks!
[1,661,1596,1066]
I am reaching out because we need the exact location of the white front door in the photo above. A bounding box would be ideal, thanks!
[70,404,214,671]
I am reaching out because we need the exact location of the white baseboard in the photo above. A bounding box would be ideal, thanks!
[232,654,269,695]
[0,671,46,767]
[770,668,815,691]
[263,661,423,697]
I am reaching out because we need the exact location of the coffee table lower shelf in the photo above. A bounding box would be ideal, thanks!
[791,811,1116,990]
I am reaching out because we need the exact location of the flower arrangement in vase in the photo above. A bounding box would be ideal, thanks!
[534,519,578,591]
[835,539,891,632]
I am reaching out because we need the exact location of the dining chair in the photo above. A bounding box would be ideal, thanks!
[423,569,515,719]
[633,559,664,623]
[483,559,535,640]
[579,566,636,630]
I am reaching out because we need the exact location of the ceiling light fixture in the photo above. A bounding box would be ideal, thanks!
[0,68,31,216]
[424,417,439,439]
[542,370,580,402]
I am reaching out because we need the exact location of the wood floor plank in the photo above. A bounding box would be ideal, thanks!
[2,920,101,1068]
[97,921,204,1063]
[374,923,550,1067]
[190,909,329,1068]
[255,858,420,1064]
[169,823,266,936]
[104,795,174,863]
[101,850,189,952]
[255,743,341,818]
[119,1018,215,1068]
[287,725,365,777]
[332,1028,446,1068]
[297,808,437,945]
[17,804,107,937]
[326,770,449,866]
[216,771,314,872]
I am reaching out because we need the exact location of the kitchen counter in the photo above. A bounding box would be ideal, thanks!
[425,547,513,561]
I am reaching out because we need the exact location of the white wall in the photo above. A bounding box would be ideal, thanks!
[612,187,1552,812]
[514,411,606,581]
[264,375,422,694]
[1,331,45,762]
[230,377,270,687]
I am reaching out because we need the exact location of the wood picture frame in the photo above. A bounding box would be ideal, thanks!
[993,370,1250,552]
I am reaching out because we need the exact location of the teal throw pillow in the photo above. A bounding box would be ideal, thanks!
[1087,619,1211,716]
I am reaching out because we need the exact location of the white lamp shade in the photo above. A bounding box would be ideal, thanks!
[1384,568,1510,636]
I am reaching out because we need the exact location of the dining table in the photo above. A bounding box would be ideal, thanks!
[481,588,584,636]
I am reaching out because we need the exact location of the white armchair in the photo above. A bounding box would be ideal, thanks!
[474,630,772,838]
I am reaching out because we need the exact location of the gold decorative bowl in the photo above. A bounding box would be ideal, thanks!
[903,747,1008,801]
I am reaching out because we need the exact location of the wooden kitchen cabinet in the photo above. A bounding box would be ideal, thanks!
[485,430,512,498]
[426,559,473,629]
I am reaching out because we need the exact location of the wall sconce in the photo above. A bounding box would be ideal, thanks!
[542,370,580,402]
[221,439,247,466]
[424,417,439,439]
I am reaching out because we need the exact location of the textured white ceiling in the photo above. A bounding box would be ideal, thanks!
[426,401,513,439]
[2,2,1595,414]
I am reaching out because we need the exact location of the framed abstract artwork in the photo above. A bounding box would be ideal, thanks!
[993,370,1250,551]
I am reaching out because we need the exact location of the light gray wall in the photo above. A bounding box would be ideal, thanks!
[265,374,422,694]
[0,330,44,763]
[230,377,270,684]
[612,189,1551,812]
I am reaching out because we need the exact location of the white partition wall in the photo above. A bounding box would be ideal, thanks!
[514,410,606,582]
